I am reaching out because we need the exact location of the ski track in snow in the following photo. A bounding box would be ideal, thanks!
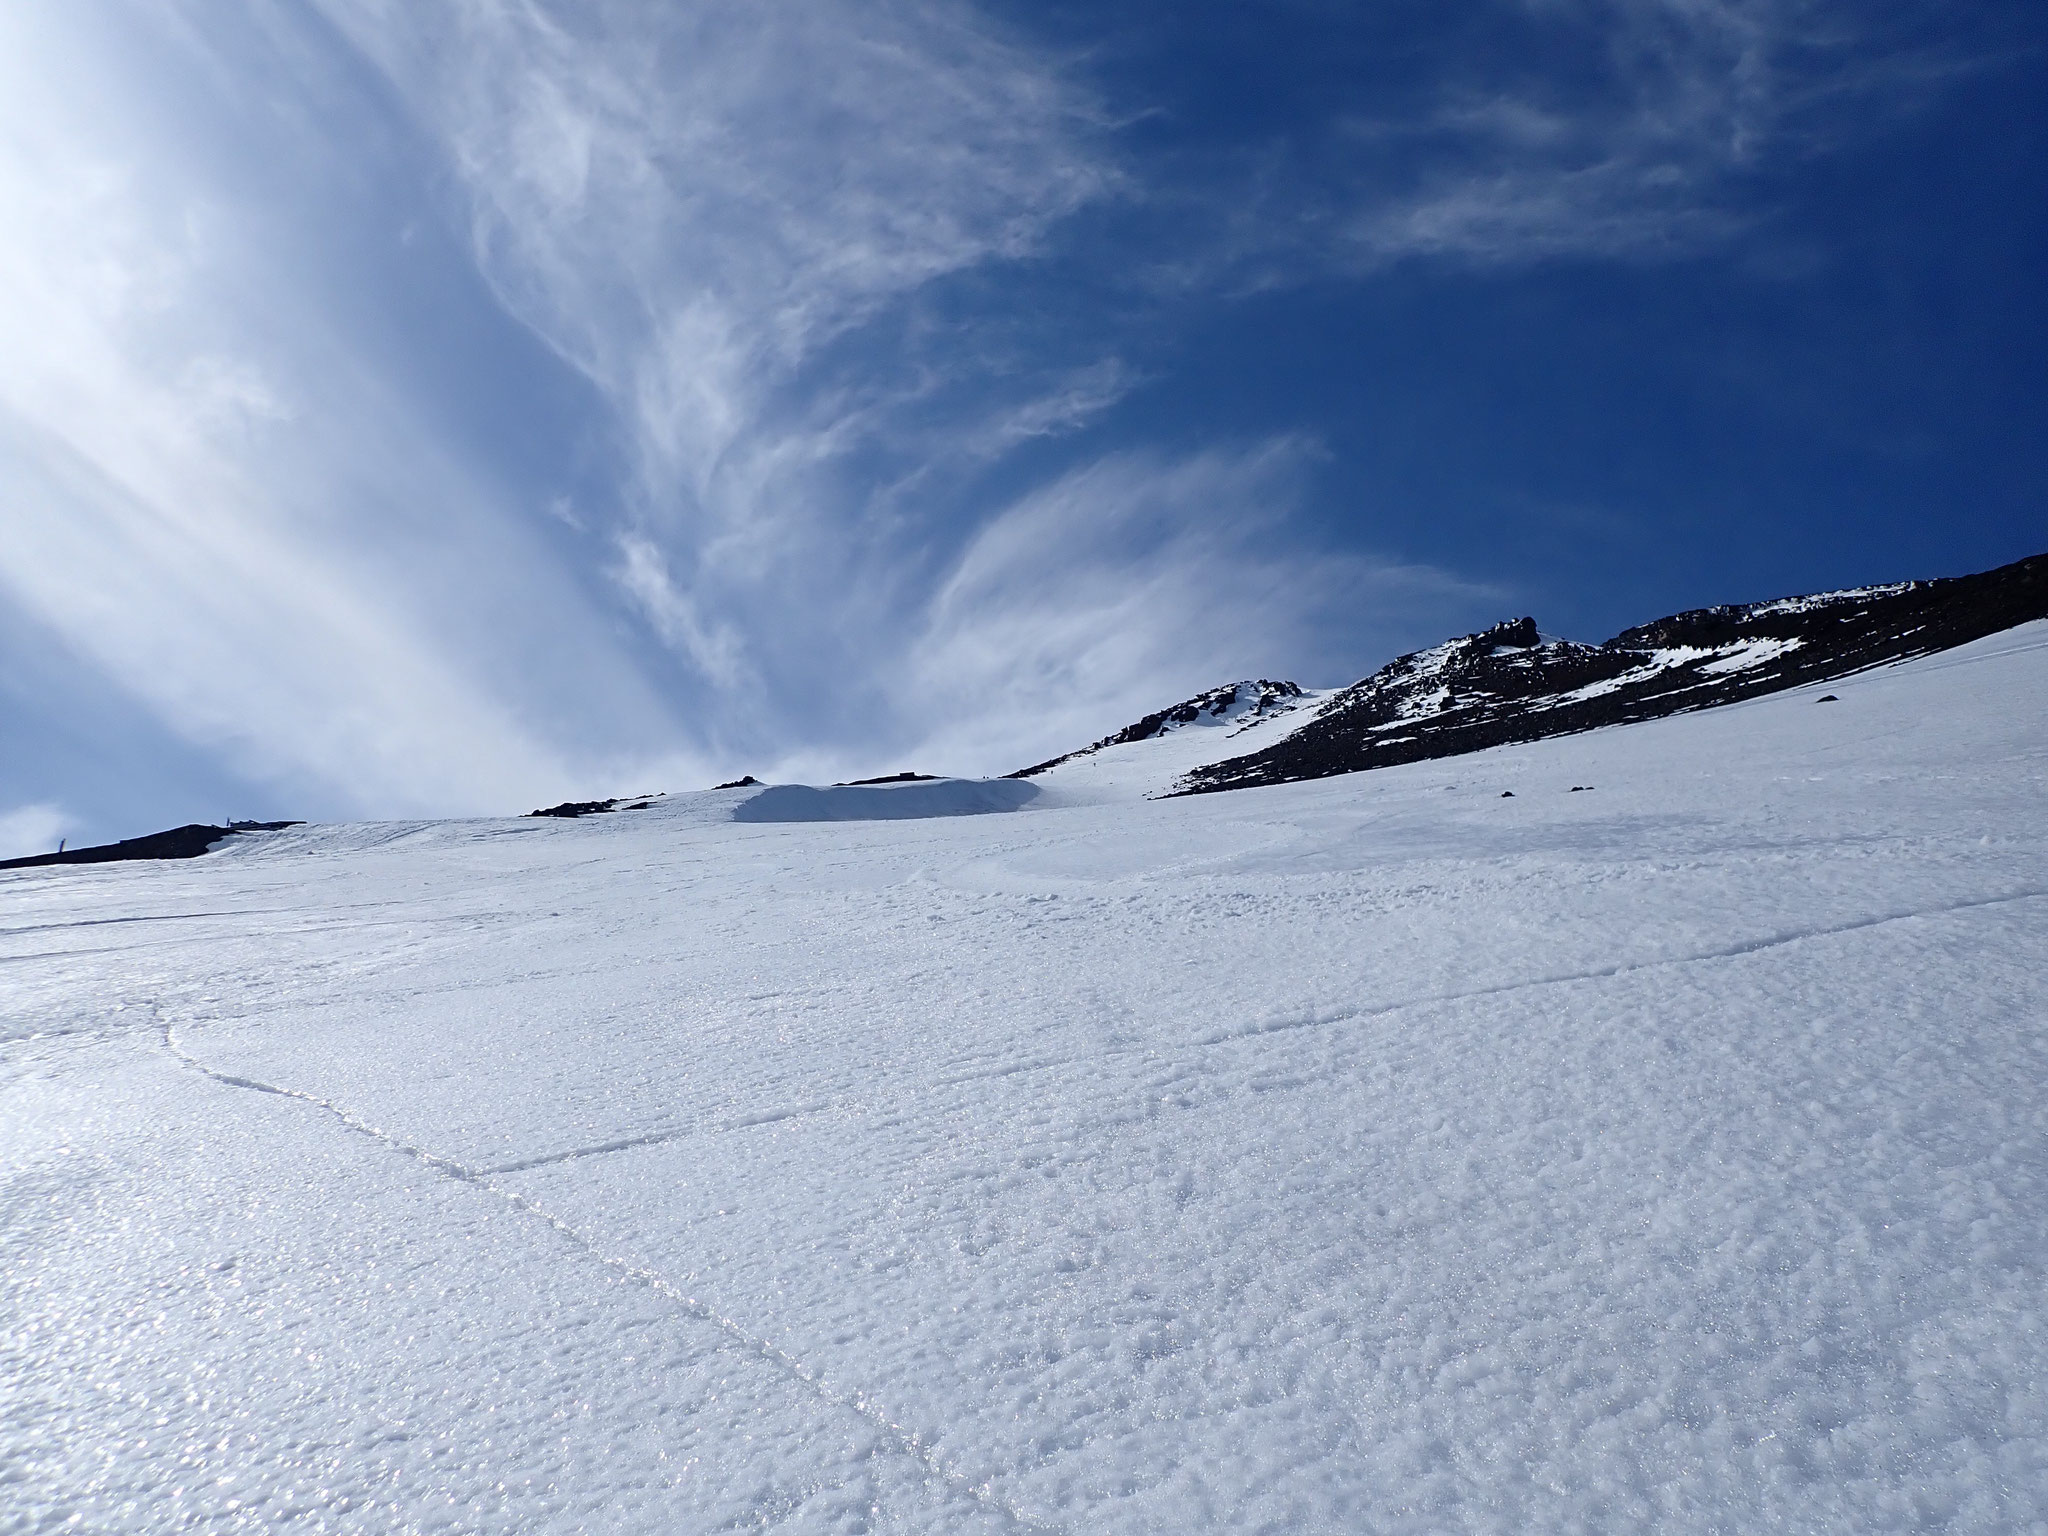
[5,622,2048,1533]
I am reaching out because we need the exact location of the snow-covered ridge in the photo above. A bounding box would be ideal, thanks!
[997,679,1343,801]
[1010,679,1309,779]
[1002,552,2045,802]
[1160,550,2047,795]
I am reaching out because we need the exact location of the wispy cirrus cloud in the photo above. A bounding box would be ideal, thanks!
[296,0,1440,779]
[1302,0,2007,268]
[305,0,1165,753]
[5,0,1394,813]
[314,1,1115,527]
[0,2,688,817]
[12,0,1986,827]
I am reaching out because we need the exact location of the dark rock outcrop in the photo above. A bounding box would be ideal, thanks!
[1010,680,1306,779]
[0,821,301,872]
[527,799,617,819]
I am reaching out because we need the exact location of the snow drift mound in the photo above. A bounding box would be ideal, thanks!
[733,778,1039,823]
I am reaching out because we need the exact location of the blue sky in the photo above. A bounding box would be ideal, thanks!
[2,0,2041,852]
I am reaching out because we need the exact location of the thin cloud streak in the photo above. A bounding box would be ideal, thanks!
[1218,0,2004,272]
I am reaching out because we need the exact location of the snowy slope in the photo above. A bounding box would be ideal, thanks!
[4,624,2047,1533]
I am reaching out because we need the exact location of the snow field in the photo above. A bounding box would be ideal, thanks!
[3,623,2046,1532]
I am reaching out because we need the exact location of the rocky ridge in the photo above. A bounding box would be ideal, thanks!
[1167,551,2047,795]
[1007,551,2046,798]
[1010,680,1307,779]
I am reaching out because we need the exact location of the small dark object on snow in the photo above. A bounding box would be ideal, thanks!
[529,799,616,819]
[1816,694,1839,703]
[836,772,941,786]
[623,801,653,811]
[714,776,761,790]
[1569,785,1593,792]
[1500,790,1515,798]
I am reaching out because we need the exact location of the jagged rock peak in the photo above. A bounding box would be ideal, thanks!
[1473,616,1541,650]
[1110,679,1306,745]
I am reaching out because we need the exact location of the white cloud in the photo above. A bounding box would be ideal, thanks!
[954,360,1145,461]
[608,535,752,692]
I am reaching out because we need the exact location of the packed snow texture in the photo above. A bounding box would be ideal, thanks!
[4,624,2047,1534]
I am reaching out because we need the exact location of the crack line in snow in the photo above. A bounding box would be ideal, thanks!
[0,908,296,937]
[479,1102,833,1176]
[1201,885,2048,1045]
[0,893,509,941]
[155,1009,1063,1535]
[1,921,432,970]
[141,883,2044,1521]
[458,886,2048,1176]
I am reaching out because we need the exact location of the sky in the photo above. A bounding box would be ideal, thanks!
[1,0,2042,852]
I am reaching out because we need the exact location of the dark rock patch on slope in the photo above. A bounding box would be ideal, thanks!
[734,779,1038,823]
[0,821,302,872]
[1175,550,2047,796]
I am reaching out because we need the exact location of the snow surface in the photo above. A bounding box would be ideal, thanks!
[5,624,2047,1534]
